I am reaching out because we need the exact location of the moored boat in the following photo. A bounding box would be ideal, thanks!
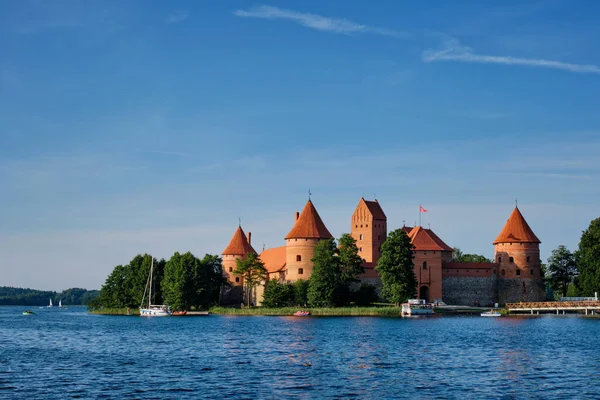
[401,299,434,316]
[139,257,172,317]
[293,310,311,317]
[481,309,502,317]
[172,311,187,316]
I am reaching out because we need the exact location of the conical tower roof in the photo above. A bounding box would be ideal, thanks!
[222,226,257,255]
[493,207,540,245]
[285,200,333,240]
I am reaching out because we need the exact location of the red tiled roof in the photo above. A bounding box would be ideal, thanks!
[222,226,256,255]
[362,198,387,220]
[443,262,498,269]
[285,200,333,240]
[260,246,287,273]
[401,226,413,234]
[408,226,453,251]
[493,207,541,244]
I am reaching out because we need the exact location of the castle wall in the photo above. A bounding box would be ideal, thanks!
[497,278,546,305]
[442,276,499,307]
[285,238,321,281]
[413,250,445,302]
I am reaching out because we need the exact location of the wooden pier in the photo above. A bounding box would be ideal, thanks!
[507,301,600,315]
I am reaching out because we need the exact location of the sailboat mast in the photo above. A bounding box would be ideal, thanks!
[149,257,153,308]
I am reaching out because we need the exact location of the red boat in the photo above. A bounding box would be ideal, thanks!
[172,311,187,316]
[293,311,311,317]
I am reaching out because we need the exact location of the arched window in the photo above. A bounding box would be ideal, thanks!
[359,247,363,252]
[509,257,514,263]
[296,255,301,262]
[229,267,233,272]
[235,277,240,282]
[530,269,534,275]
[359,234,363,240]
[527,256,530,262]
[423,261,427,270]
[516,269,521,276]
[298,268,304,275]
[501,269,506,276]
[498,256,502,263]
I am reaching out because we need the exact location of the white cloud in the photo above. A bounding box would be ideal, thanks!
[423,38,600,75]
[166,11,189,24]
[234,5,408,38]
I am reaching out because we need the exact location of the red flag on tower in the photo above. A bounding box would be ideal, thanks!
[420,205,427,213]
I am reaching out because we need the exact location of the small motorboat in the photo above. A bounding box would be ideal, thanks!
[293,310,311,317]
[481,309,502,317]
[23,310,35,315]
[172,311,187,316]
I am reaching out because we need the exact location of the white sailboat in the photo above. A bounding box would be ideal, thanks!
[59,299,62,308]
[47,298,53,308]
[139,257,171,317]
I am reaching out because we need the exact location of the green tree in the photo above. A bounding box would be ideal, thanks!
[294,280,309,307]
[375,229,417,306]
[547,245,578,298]
[190,254,227,310]
[262,280,295,307]
[338,233,365,284]
[234,252,268,307]
[575,218,600,296]
[452,247,492,263]
[162,252,198,311]
[308,239,341,307]
[351,283,379,306]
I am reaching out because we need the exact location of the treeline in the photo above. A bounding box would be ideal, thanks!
[90,252,226,311]
[545,217,600,298]
[0,287,99,306]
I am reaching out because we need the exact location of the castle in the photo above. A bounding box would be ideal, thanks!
[221,198,546,306]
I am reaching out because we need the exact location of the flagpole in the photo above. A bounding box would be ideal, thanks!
[419,204,421,227]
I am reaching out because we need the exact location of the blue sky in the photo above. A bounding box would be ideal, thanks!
[1,0,599,291]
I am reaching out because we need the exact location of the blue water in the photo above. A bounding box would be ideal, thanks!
[1,307,599,399]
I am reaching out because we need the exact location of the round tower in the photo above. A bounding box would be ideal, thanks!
[285,200,333,282]
[493,206,545,304]
[222,225,256,287]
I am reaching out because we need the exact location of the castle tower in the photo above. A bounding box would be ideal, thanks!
[222,225,256,286]
[351,198,387,278]
[493,206,545,303]
[285,200,333,281]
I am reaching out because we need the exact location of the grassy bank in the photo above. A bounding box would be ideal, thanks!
[209,306,403,316]
[88,307,139,316]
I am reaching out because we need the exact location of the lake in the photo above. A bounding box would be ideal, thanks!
[1,306,599,399]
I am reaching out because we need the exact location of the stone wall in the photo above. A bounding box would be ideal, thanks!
[442,276,498,307]
[497,278,546,305]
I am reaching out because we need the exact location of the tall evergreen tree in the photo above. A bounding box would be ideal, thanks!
[162,252,197,311]
[234,252,268,307]
[307,239,341,307]
[375,229,417,306]
[547,245,578,298]
[338,233,365,285]
[575,218,600,296]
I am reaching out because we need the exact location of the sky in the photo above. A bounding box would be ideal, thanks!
[1,0,599,291]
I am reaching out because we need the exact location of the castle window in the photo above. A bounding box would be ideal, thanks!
[531,269,534,275]
[378,235,381,240]
[355,225,358,228]
[296,255,301,262]
[359,247,363,252]
[527,256,531,262]
[235,277,240,282]
[366,224,368,227]
[498,257,502,263]
[423,261,427,270]
[509,257,514,263]
[363,258,366,263]
[501,269,506,276]
[298,268,303,275]
[359,234,363,240]
[229,267,233,272]
[361,225,363,228]
[516,269,521,276]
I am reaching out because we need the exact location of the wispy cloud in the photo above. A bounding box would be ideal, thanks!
[234,5,408,38]
[423,38,600,75]
[166,10,188,24]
